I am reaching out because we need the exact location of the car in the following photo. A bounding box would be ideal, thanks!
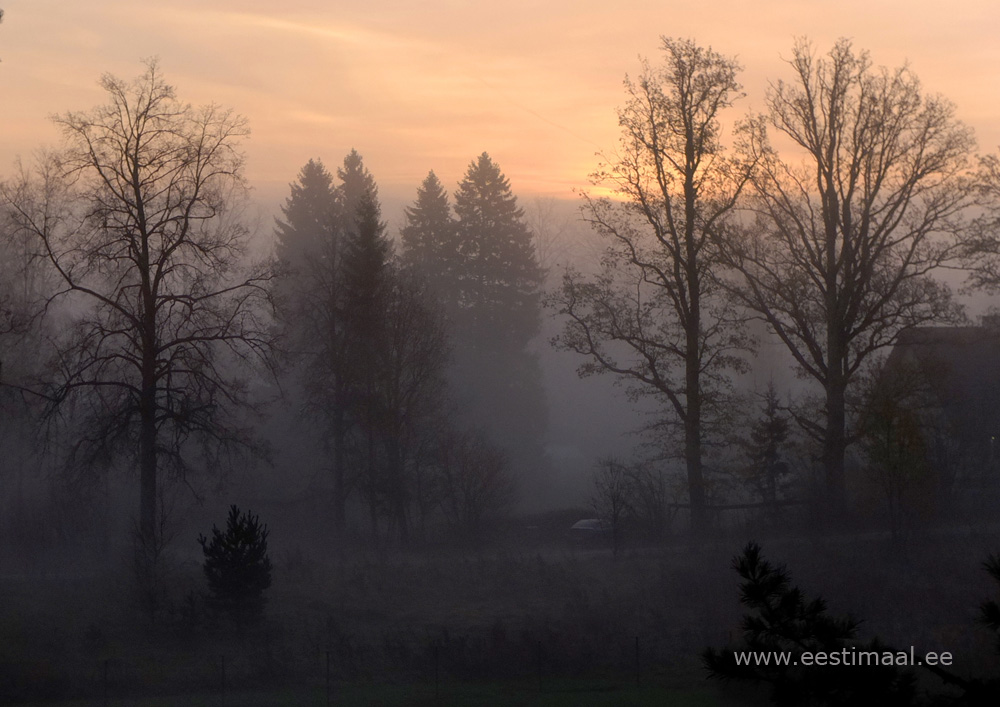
[567,518,611,543]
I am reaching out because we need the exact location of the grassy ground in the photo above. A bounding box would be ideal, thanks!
[4,523,1000,705]
[26,678,756,706]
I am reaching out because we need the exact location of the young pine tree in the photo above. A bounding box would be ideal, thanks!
[704,543,915,706]
[199,505,273,626]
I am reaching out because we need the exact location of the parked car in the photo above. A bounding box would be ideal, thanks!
[567,518,611,544]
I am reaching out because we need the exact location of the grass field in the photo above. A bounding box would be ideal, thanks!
[4,522,1000,705]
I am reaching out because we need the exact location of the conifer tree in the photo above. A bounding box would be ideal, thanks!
[400,171,460,308]
[453,152,544,348]
[744,384,791,509]
[274,159,336,278]
[342,190,394,533]
[199,505,272,626]
[336,148,378,231]
[272,159,357,533]
[704,543,916,705]
[450,153,548,493]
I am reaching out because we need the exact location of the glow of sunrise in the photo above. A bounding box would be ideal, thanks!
[1,0,1000,213]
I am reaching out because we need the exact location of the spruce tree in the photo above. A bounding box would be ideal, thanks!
[336,148,378,232]
[453,152,544,348]
[400,171,460,308]
[272,158,351,533]
[274,159,336,277]
[337,157,395,536]
[450,153,548,497]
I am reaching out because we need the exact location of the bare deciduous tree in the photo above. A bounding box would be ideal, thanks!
[437,429,516,542]
[551,37,755,535]
[961,150,1000,291]
[2,61,275,550]
[590,457,634,557]
[724,39,972,516]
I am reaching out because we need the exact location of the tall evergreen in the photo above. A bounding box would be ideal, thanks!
[449,153,549,497]
[453,153,544,348]
[272,158,353,533]
[336,148,378,233]
[274,159,336,277]
[343,192,393,332]
[401,171,461,309]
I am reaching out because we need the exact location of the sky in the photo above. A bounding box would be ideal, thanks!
[1,0,1000,217]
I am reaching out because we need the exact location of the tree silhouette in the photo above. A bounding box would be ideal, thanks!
[704,543,916,705]
[447,154,547,492]
[2,61,275,551]
[743,384,792,512]
[723,39,972,517]
[273,158,356,532]
[199,504,272,626]
[551,38,755,535]
[400,170,460,309]
[453,152,543,348]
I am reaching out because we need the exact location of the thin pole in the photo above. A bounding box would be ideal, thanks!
[434,644,440,701]
[326,650,331,706]
[635,636,640,687]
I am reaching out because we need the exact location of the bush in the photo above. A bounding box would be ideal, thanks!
[198,504,273,626]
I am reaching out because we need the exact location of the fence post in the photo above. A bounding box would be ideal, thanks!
[536,640,543,692]
[102,658,109,707]
[430,643,440,701]
[220,654,226,707]
[326,650,331,706]
[635,635,640,687]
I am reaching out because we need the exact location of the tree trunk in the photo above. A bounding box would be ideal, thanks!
[331,398,346,535]
[685,290,707,536]
[824,373,847,518]
[139,368,158,548]
[685,355,707,536]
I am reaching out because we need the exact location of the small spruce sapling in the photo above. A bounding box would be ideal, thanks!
[199,505,273,626]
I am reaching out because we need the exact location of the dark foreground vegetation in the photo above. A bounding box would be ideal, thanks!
[3,516,1000,705]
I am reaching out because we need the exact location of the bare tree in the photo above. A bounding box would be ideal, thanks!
[724,39,972,516]
[591,457,634,556]
[375,271,450,543]
[436,428,516,542]
[550,38,755,535]
[1,61,275,550]
[962,150,1000,291]
[627,462,680,543]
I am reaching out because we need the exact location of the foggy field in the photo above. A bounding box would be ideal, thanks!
[4,522,1000,705]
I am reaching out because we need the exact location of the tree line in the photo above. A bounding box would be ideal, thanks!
[272,149,540,544]
[3,35,1000,557]
[0,61,545,568]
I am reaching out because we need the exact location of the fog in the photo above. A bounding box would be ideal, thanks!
[6,10,1000,704]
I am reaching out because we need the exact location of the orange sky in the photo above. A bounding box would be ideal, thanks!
[2,0,1000,215]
